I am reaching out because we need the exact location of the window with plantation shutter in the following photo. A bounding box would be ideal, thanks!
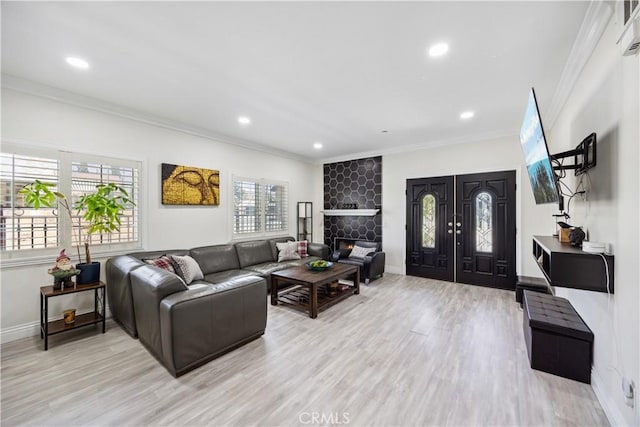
[233,176,288,237]
[71,160,139,246]
[0,143,142,262]
[0,153,59,251]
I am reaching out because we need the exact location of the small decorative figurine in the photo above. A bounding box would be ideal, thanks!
[48,249,80,290]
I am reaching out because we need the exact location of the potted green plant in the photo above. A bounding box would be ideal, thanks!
[20,180,135,284]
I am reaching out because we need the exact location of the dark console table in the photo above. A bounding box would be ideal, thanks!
[532,236,614,294]
[40,281,106,350]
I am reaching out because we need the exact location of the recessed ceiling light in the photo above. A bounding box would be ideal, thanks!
[460,111,475,120]
[313,142,323,149]
[238,116,251,125]
[65,56,90,70]
[428,43,449,58]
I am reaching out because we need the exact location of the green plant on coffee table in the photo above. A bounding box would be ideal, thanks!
[19,180,135,264]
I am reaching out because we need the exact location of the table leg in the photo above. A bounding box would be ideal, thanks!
[100,287,106,334]
[354,268,360,295]
[310,284,318,318]
[44,296,49,351]
[40,293,44,339]
[271,278,278,305]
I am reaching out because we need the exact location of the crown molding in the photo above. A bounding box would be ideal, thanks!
[1,74,314,164]
[317,129,518,165]
[546,1,614,130]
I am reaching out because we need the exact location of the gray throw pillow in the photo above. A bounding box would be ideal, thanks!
[170,254,204,284]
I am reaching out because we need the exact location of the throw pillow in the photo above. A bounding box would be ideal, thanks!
[276,241,301,262]
[170,255,204,284]
[349,245,375,259]
[296,240,308,258]
[143,255,176,274]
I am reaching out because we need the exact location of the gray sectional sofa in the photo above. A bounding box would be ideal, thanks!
[105,236,329,376]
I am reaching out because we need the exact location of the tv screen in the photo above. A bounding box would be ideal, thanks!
[519,88,560,205]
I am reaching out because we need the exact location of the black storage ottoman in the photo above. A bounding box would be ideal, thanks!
[516,276,551,304]
[522,290,594,384]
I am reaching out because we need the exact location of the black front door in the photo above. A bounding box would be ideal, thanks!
[406,170,516,290]
[455,171,516,289]
[406,176,455,281]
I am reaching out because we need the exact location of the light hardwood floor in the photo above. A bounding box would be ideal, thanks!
[1,274,609,426]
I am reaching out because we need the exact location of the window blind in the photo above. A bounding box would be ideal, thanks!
[0,153,60,251]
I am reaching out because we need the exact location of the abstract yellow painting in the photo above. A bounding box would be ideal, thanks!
[161,163,220,205]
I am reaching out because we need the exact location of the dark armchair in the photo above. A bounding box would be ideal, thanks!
[331,240,385,284]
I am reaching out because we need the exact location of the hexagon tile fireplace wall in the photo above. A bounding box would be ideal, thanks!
[323,156,382,248]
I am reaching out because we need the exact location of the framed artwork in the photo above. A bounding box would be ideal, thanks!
[161,163,220,205]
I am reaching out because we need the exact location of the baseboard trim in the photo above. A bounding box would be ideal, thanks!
[386,265,403,275]
[591,366,627,427]
[1,306,111,344]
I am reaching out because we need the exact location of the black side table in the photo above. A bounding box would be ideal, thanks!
[40,281,106,350]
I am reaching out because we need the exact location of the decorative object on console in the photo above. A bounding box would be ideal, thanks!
[339,202,358,209]
[20,179,135,285]
[569,227,586,247]
[48,249,80,290]
[63,308,76,324]
[161,163,220,206]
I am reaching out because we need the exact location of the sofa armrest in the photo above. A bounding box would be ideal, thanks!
[105,255,145,337]
[158,276,267,376]
[130,265,189,360]
[308,242,330,260]
[363,251,385,265]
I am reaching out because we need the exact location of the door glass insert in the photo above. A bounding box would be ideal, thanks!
[422,194,436,248]
[476,192,492,252]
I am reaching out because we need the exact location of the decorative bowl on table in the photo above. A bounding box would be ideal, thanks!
[305,260,333,271]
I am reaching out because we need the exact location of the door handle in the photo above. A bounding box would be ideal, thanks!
[448,229,453,234]
[456,222,461,227]
[448,222,453,226]
[456,230,461,234]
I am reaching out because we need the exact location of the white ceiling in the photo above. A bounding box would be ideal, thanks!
[1,1,591,162]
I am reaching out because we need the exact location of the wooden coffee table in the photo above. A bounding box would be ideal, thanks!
[270,263,360,318]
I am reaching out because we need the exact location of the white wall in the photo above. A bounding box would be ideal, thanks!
[382,135,545,277]
[0,88,316,339]
[546,15,639,426]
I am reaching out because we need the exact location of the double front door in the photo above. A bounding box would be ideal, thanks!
[406,170,516,289]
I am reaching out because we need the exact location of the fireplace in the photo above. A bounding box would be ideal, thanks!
[334,237,381,252]
[334,238,356,251]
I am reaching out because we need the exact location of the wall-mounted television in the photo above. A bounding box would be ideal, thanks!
[519,88,561,205]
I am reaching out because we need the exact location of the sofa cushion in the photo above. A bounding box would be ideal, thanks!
[204,269,258,284]
[190,244,239,274]
[276,241,301,262]
[236,240,274,268]
[171,255,204,284]
[243,262,292,276]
